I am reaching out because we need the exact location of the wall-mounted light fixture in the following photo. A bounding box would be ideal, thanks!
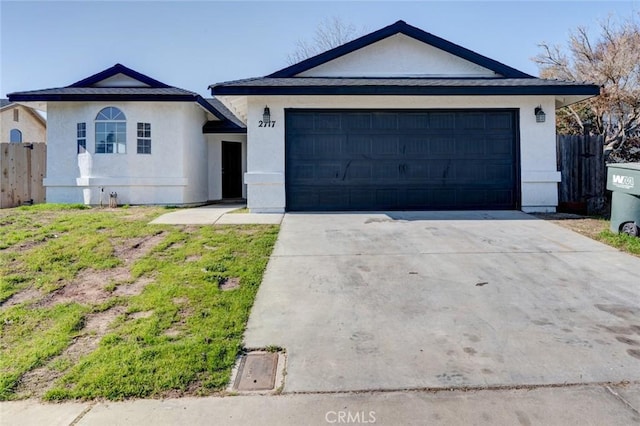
[263,106,271,123]
[534,105,546,123]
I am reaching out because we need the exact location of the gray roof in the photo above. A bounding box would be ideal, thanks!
[9,86,198,98]
[205,98,245,128]
[214,77,594,88]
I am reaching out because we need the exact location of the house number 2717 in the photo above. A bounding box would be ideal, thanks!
[258,120,276,128]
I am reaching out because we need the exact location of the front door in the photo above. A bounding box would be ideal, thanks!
[222,141,243,199]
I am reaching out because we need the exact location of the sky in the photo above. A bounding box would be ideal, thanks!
[1,1,638,98]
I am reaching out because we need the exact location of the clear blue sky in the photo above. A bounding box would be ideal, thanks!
[1,1,638,97]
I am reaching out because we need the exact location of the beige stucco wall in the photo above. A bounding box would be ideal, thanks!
[0,105,46,143]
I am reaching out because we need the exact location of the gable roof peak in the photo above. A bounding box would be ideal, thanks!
[267,20,533,79]
[69,63,172,88]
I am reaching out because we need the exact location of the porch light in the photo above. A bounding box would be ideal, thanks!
[534,106,546,123]
[263,106,271,123]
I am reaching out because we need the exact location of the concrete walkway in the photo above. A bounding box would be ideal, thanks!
[2,383,639,425]
[149,204,283,225]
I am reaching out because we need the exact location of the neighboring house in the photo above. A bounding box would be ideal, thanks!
[0,99,46,143]
[9,21,599,211]
[211,20,599,213]
[8,64,246,205]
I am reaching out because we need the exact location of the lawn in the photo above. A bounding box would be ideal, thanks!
[0,204,279,401]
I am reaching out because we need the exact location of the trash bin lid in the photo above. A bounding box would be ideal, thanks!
[607,162,640,171]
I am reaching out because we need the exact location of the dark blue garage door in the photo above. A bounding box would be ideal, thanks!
[285,109,519,211]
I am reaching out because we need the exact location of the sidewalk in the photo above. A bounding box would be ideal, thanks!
[149,204,283,225]
[2,384,639,426]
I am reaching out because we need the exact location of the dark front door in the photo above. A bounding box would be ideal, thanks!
[222,141,243,199]
[285,109,519,211]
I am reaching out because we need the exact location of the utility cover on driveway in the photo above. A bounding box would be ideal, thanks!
[233,352,278,391]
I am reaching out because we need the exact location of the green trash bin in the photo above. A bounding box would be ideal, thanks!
[607,162,640,236]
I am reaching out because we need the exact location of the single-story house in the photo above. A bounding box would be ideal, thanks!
[9,20,599,212]
[0,99,46,143]
[8,64,246,205]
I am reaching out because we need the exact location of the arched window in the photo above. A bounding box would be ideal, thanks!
[10,129,22,143]
[95,107,126,153]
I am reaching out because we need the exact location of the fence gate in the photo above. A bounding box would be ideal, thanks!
[0,142,47,208]
[556,135,606,215]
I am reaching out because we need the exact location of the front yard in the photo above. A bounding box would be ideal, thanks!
[0,205,278,401]
[2,206,638,402]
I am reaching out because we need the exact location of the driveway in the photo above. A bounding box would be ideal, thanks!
[244,211,640,393]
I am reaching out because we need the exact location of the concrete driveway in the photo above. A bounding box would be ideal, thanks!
[244,211,640,393]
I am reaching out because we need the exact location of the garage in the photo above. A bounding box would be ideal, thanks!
[285,109,519,211]
[211,20,599,213]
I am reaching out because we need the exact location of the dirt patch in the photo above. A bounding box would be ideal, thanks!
[112,232,166,265]
[2,286,43,307]
[534,214,608,240]
[113,276,154,297]
[15,305,127,399]
[129,310,153,320]
[40,267,129,306]
[163,302,192,338]
[186,255,201,262]
[219,277,241,291]
[38,272,153,308]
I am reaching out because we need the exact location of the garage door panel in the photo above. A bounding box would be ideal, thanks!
[347,163,372,180]
[398,113,430,129]
[455,137,485,156]
[343,113,371,130]
[315,113,342,130]
[487,137,514,156]
[372,113,399,130]
[290,163,316,181]
[371,135,399,156]
[286,109,518,211]
[460,113,486,130]
[372,163,401,180]
[317,163,341,180]
[403,136,430,157]
[429,113,456,129]
[486,113,514,130]
[487,164,515,182]
[288,136,314,157]
[346,135,372,156]
[314,135,344,158]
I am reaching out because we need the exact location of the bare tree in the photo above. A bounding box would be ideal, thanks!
[533,14,640,150]
[287,17,366,65]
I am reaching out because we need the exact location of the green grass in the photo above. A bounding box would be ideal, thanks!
[596,229,640,255]
[0,205,279,400]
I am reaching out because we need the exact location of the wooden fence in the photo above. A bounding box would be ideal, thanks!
[0,142,47,208]
[556,135,606,215]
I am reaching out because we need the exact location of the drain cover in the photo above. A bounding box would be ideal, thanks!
[233,352,278,391]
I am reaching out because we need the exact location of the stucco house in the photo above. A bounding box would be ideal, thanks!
[0,99,46,143]
[9,20,599,211]
[8,64,245,205]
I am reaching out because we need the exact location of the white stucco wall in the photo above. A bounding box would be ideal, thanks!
[242,95,558,213]
[0,105,46,143]
[298,34,498,78]
[44,101,211,205]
